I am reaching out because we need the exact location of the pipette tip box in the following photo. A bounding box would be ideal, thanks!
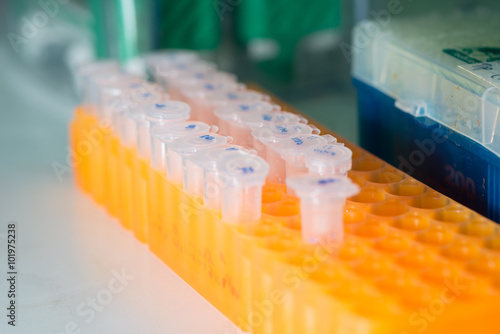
[352,11,500,223]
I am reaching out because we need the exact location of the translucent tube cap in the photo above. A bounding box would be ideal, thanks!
[207,90,269,107]
[287,176,360,244]
[122,83,168,108]
[126,81,164,94]
[155,61,216,79]
[188,145,254,170]
[91,74,142,103]
[181,81,245,99]
[176,71,236,89]
[183,146,254,196]
[287,176,360,200]
[123,92,164,120]
[76,61,122,103]
[151,121,214,142]
[242,111,307,130]
[169,133,231,156]
[305,144,353,176]
[92,73,142,89]
[180,145,252,203]
[99,84,130,104]
[213,101,277,123]
[217,151,269,187]
[146,101,191,122]
[77,61,121,84]
[252,122,316,145]
[217,152,269,224]
[276,134,337,162]
[122,81,150,91]
[101,80,160,107]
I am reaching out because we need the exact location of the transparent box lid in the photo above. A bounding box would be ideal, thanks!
[352,10,500,157]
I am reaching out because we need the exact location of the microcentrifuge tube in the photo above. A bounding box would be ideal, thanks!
[287,175,360,244]
[153,60,215,91]
[169,71,236,100]
[216,151,269,224]
[213,101,279,146]
[275,134,337,180]
[251,122,318,181]
[167,133,231,184]
[180,80,245,124]
[143,49,198,81]
[184,145,256,207]
[304,144,353,177]
[150,121,216,176]
[137,101,191,162]
[76,60,120,105]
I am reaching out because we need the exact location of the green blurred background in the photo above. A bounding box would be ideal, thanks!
[1,0,498,144]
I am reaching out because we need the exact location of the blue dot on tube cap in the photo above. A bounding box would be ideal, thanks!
[317,178,337,185]
[216,152,270,185]
[262,114,272,121]
[185,124,196,129]
[314,147,336,156]
[200,134,215,141]
[240,104,250,111]
[276,125,288,133]
[237,166,254,174]
[286,175,360,200]
[155,103,166,108]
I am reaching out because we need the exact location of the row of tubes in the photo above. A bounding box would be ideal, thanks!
[76,50,360,244]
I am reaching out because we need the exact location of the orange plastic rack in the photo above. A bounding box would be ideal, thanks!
[70,87,500,334]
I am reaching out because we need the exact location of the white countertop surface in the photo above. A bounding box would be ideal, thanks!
[0,47,239,334]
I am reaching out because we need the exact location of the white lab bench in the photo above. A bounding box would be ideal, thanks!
[0,47,239,334]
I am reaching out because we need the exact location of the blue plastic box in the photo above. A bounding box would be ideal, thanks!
[351,12,500,222]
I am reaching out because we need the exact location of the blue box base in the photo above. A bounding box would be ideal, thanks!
[354,78,500,223]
